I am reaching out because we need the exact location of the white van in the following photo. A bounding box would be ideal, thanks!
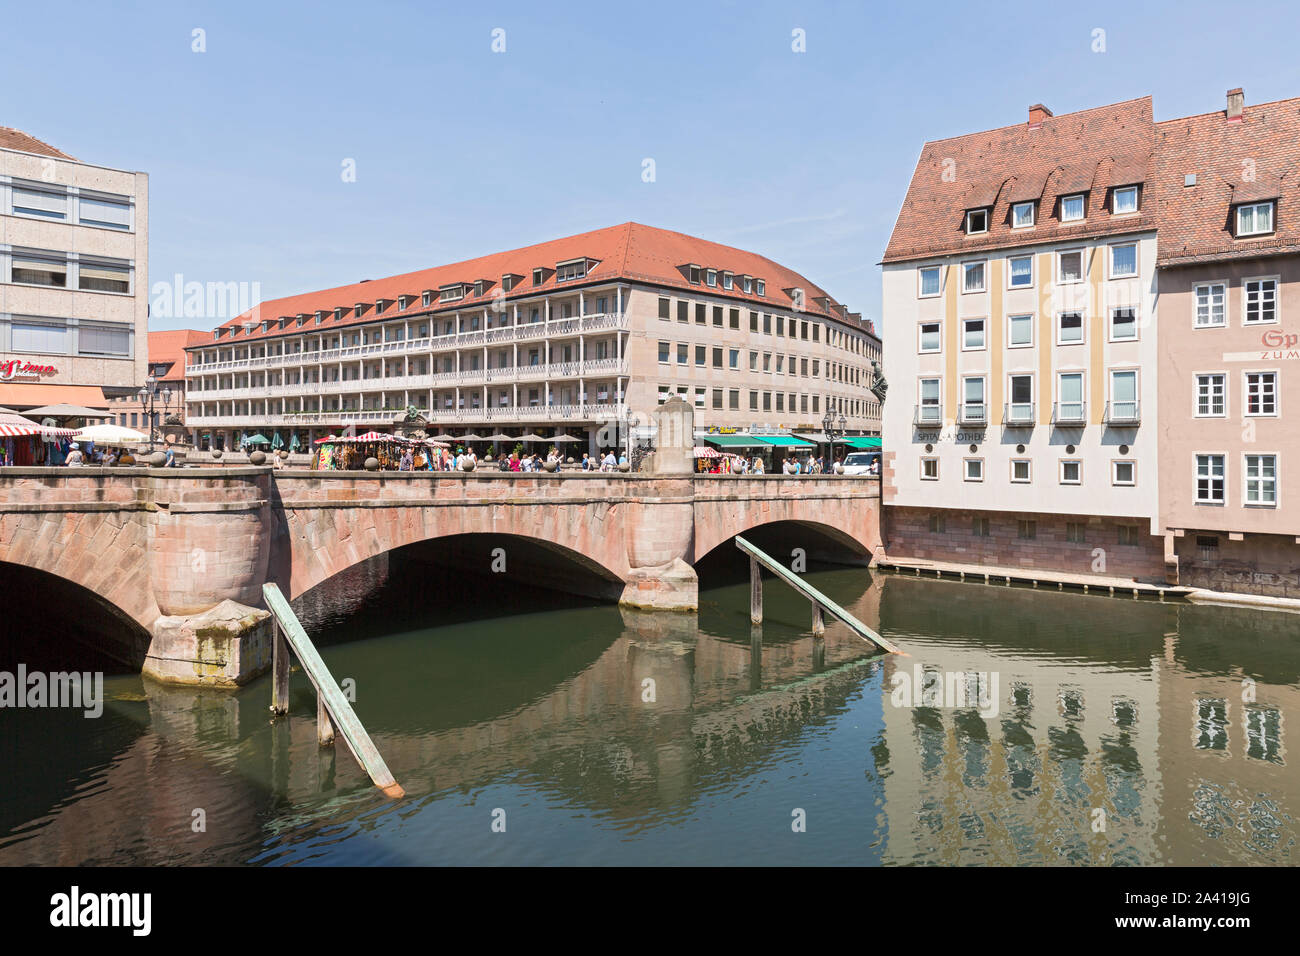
[842,451,881,476]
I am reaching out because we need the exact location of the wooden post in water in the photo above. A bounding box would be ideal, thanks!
[271,621,289,715]
[317,693,335,746]
[749,556,763,624]
[811,600,825,636]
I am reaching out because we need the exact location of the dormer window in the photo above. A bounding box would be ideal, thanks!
[790,287,805,310]
[1236,201,1274,237]
[742,276,753,294]
[502,274,521,293]
[755,279,765,296]
[705,269,717,287]
[398,296,408,311]
[213,329,224,340]
[1012,202,1035,228]
[421,291,432,308]
[688,265,701,284]
[1060,194,1086,222]
[334,307,344,321]
[439,284,465,302]
[354,303,365,318]
[262,320,272,332]
[965,208,989,234]
[473,279,486,297]
[532,268,543,287]
[1112,186,1139,215]
[375,300,386,315]
[555,259,588,282]
[722,271,734,290]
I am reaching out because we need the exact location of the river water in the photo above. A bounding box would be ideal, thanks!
[1,559,1296,866]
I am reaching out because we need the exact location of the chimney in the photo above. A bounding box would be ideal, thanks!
[1226,88,1244,122]
[1028,103,1053,129]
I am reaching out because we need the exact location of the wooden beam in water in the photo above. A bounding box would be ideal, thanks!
[734,535,903,655]
[262,583,404,798]
[750,555,763,624]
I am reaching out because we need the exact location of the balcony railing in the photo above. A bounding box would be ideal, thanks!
[1052,401,1087,426]
[185,402,628,428]
[957,403,987,426]
[1003,402,1035,426]
[913,405,942,426]
[1104,400,1141,425]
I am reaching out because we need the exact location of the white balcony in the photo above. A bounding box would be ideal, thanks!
[186,402,627,429]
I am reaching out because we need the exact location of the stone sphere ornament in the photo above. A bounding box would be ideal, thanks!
[211,448,222,460]
[148,451,168,467]
[460,458,476,472]
[364,457,380,471]
[618,462,631,473]
[249,451,267,465]
[542,460,558,472]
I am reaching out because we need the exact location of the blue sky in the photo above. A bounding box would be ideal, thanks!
[4,0,1298,332]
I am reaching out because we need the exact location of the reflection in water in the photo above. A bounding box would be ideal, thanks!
[0,560,1295,865]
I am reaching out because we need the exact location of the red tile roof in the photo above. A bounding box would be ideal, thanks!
[148,330,209,382]
[201,222,864,346]
[1154,96,1300,266]
[0,127,75,161]
[883,97,1157,264]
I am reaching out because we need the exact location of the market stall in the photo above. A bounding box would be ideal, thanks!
[0,413,80,466]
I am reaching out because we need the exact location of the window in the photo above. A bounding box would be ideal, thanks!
[1008,255,1033,288]
[918,321,941,352]
[1057,372,1084,422]
[1007,374,1033,424]
[1236,201,1274,237]
[712,347,723,369]
[972,516,991,537]
[964,458,984,481]
[706,269,717,287]
[1246,372,1277,415]
[962,261,986,293]
[78,260,131,293]
[920,457,939,480]
[1008,313,1033,347]
[1057,249,1084,284]
[695,345,706,367]
[10,253,66,287]
[722,273,734,290]
[712,389,723,409]
[695,303,706,324]
[677,344,688,365]
[1110,370,1138,421]
[1110,307,1137,341]
[555,260,586,281]
[1011,459,1031,483]
[12,185,68,220]
[749,350,758,371]
[728,389,739,410]
[743,277,752,294]
[1194,283,1226,327]
[694,388,706,408]
[1012,202,1035,228]
[918,378,941,423]
[750,311,759,332]
[1112,186,1138,215]
[658,297,670,320]
[1112,460,1136,486]
[962,376,986,423]
[1109,243,1137,278]
[79,323,131,356]
[1245,455,1278,505]
[756,280,765,296]
[1018,519,1037,539]
[1060,194,1085,222]
[712,306,723,327]
[1117,526,1140,547]
[1196,454,1226,503]
[1057,311,1084,344]
[1066,522,1086,543]
[658,341,670,363]
[532,268,543,286]
[965,208,989,234]
[962,318,986,350]
[1196,374,1226,416]
[728,348,739,369]
[11,319,68,353]
[919,266,941,297]
[1060,460,1081,484]
[677,301,688,323]
[79,194,132,230]
[729,308,740,330]
[1245,279,1278,324]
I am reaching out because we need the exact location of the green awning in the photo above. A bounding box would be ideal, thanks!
[703,434,766,448]
[755,435,814,447]
[842,436,882,449]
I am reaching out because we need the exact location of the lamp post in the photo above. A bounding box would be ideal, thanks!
[822,406,848,467]
[137,376,174,454]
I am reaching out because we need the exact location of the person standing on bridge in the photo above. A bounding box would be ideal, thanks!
[64,443,85,467]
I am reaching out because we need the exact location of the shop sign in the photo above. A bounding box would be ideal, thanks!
[0,359,58,382]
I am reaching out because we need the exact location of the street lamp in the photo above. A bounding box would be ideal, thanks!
[137,377,174,453]
[822,406,848,464]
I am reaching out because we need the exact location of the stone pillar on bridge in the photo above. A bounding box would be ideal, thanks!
[618,398,698,612]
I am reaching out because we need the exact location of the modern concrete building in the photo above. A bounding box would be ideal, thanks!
[880,99,1164,580]
[106,329,207,446]
[1154,90,1300,594]
[183,222,881,454]
[0,127,147,412]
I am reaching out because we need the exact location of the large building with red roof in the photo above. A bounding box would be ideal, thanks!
[183,222,882,457]
[0,126,148,413]
[880,89,1300,596]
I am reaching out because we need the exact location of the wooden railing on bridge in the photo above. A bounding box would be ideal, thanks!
[735,535,903,656]
[262,583,405,798]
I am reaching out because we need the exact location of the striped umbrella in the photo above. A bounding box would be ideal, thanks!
[0,412,77,438]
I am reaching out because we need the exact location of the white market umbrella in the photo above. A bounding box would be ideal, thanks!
[74,423,147,445]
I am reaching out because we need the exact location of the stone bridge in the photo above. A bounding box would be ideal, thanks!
[0,467,881,685]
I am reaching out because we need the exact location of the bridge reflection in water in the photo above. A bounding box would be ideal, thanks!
[0,564,1295,866]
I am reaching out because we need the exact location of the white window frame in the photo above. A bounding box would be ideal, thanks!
[1007,255,1034,289]
[1007,373,1034,423]
[1195,453,1227,505]
[918,320,942,354]
[1194,282,1227,328]
[961,317,986,351]
[918,376,942,424]
[961,260,986,294]
[1010,458,1032,483]
[1112,186,1139,215]
[1109,306,1139,342]
[1057,370,1086,421]
[1059,459,1082,485]
[1056,248,1085,285]
[966,208,989,235]
[918,265,942,298]
[1108,242,1138,279]
[1012,202,1035,228]
[1109,368,1139,420]
[1236,201,1275,237]
[920,457,939,481]
[1244,370,1279,417]
[964,457,984,482]
[1194,372,1227,418]
[1112,460,1136,486]
[1243,276,1280,325]
[1056,310,1085,345]
[1243,453,1279,507]
[1060,194,1086,222]
[1007,312,1034,348]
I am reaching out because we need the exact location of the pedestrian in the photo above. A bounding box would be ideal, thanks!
[602,450,616,471]
[581,452,592,471]
[65,443,84,467]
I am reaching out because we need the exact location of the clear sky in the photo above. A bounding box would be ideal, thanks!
[4,0,1298,332]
